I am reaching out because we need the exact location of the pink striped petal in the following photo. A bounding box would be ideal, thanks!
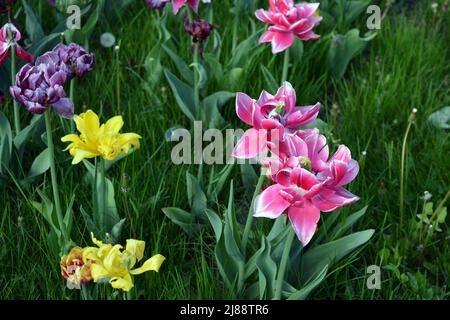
[259,30,276,44]
[311,187,359,212]
[236,92,255,126]
[254,184,291,218]
[288,201,320,246]
[271,31,294,54]
[305,132,329,172]
[233,128,267,159]
[286,103,320,128]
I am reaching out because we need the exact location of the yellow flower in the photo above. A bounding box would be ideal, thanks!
[83,233,165,292]
[61,110,142,164]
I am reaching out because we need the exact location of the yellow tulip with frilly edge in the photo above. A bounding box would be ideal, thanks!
[61,110,141,164]
[83,233,165,292]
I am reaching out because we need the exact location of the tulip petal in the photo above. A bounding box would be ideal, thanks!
[286,103,320,128]
[233,128,267,159]
[236,92,255,126]
[109,274,134,292]
[254,184,291,218]
[125,239,146,264]
[52,98,74,119]
[288,201,320,246]
[271,31,294,54]
[311,187,360,212]
[130,254,166,275]
[15,46,34,63]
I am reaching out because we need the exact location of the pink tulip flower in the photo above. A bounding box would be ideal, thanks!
[233,82,320,159]
[255,0,322,54]
[0,23,34,66]
[255,132,359,246]
[172,0,199,15]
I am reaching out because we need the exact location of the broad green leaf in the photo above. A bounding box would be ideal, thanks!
[205,209,223,242]
[301,229,375,281]
[331,206,368,238]
[164,69,195,121]
[255,237,277,300]
[22,0,45,43]
[163,45,194,85]
[287,265,328,300]
[328,29,376,79]
[26,148,51,181]
[190,62,208,90]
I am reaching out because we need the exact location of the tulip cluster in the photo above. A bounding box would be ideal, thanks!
[256,0,322,53]
[10,43,94,119]
[61,234,165,292]
[233,82,359,246]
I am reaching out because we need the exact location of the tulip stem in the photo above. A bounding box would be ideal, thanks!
[399,110,416,229]
[45,111,68,245]
[281,48,290,83]
[99,158,107,234]
[241,174,266,256]
[115,44,121,115]
[69,79,75,132]
[7,27,21,135]
[193,42,200,118]
[274,227,295,300]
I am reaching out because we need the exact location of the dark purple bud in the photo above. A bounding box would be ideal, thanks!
[183,15,215,57]
[0,0,17,14]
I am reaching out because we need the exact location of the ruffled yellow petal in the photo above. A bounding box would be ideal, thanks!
[76,110,100,138]
[72,149,98,164]
[103,244,127,275]
[90,263,110,282]
[91,233,104,247]
[130,254,165,275]
[103,116,124,134]
[82,247,99,263]
[125,239,145,264]
[109,274,134,292]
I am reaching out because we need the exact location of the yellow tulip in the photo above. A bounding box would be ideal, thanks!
[83,233,165,292]
[61,110,142,164]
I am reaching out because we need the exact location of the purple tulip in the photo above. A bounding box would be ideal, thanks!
[52,43,95,79]
[183,16,214,57]
[9,54,74,119]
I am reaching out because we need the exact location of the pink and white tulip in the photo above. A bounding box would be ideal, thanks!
[0,23,34,66]
[255,132,360,246]
[233,82,320,159]
[172,0,199,15]
[255,0,322,54]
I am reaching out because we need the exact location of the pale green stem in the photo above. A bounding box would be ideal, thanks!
[7,27,21,135]
[45,112,68,244]
[99,158,106,233]
[281,48,290,84]
[399,120,413,228]
[115,46,121,115]
[241,174,266,255]
[274,227,295,300]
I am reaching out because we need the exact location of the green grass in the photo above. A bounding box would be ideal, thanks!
[0,1,449,299]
